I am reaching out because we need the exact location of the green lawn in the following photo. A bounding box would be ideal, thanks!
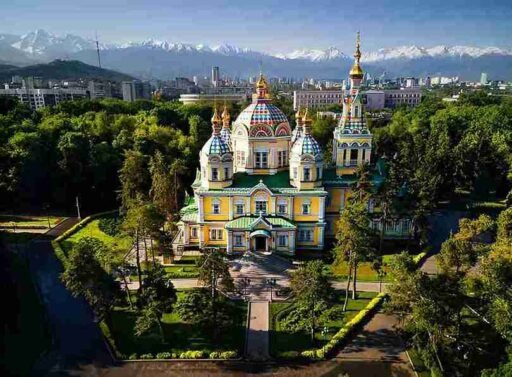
[164,265,199,278]
[0,215,62,229]
[59,218,132,255]
[324,255,395,282]
[1,250,51,376]
[270,291,377,357]
[108,292,247,357]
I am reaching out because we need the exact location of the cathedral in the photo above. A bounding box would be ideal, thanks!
[174,35,411,255]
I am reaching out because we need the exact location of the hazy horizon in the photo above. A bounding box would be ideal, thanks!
[1,0,511,53]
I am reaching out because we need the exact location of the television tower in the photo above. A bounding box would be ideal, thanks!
[95,31,102,69]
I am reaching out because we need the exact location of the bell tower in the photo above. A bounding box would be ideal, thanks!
[333,32,372,176]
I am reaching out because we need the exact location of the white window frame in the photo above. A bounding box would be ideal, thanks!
[303,167,310,181]
[255,200,267,214]
[235,203,244,215]
[255,152,268,168]
[212,199,221,215]
[234,234,243,247]
[298,229,313,242]
[277,234,288,247]
[210,229,223,240]
[211,167,218,181]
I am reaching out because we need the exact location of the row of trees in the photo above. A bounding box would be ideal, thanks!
[62,236,238,345]
[386,207,512,376]
[0,96,241,213]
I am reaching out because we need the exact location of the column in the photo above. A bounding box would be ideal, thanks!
[198,196,205,222]
[199,226,205,248]
[318,196,325,221]
[183,224,189,244]
[227,231,232,254]
[318,226,324,249]
[289,196,294,220]
[357,147,363,165]
[289,231,295,254]
[228,196,233,220]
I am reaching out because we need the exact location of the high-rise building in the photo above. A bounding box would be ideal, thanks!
[0,87,88,110]
[480,72,488,85]
[88,80,113,99]
[122,80,152,102]
[211,66,220,87]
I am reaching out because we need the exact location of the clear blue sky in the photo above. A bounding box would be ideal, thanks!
[1,0,511,52]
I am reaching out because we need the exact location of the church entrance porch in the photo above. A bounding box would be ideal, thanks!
[254,236,267,252]
[250,229,271,253]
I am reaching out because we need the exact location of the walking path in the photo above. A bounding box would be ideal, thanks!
[44,217,79,237]
[245,301,270,361]
[420,210,466,275]
[336,313,416,377]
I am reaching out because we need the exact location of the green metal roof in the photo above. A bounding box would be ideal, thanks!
[225,216,296,230]
[250,229,271,237]
[322,166,385,189]
[179,198,198,222]
[231,171,292,188]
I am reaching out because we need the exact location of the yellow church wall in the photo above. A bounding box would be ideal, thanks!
[202,225,227,246]
[203,196,230,221]
[326,188,343,213]
[250,190,271,214]
[293,196,320,222]
[296,226,322,247]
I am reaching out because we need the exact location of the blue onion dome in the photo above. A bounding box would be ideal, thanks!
[291,108,322,157]
[201,107,232,156]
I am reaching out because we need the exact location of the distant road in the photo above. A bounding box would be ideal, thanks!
[28,240,114,376]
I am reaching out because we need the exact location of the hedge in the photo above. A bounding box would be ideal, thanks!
[122,350,238,361]
[54,210,119,244]
[299,293,387,360]
[52,210,119,266]
[413,251,428,265]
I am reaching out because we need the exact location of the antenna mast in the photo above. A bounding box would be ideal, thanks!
[95,31,102,69]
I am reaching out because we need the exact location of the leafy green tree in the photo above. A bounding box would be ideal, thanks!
[176,289,237,333]
[198,249,234,297]
[135,263,176,342]
[119,150,149,209]
[288,260,333,342]
[333,199,375,308]
[149,150,174,218]
[61,238,120,323]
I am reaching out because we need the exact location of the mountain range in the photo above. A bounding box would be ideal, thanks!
[1,29,512,81]
[0,60,134,82]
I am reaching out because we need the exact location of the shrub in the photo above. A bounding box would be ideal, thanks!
[209,351,220,359]
[140,353,154,359]
[279,351,300,359]
[179,350,206,359]
[128,353,138,360]
[156,352,172,359]
[98,215,122,236]
[219,351,238,359]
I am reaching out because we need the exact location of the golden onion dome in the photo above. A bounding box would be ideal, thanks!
[349,32,364,78]
[302,108,312,124]
[256,73,268,89]
[221,104,230,123]
[295,106,303,122]
[211,107,221,123]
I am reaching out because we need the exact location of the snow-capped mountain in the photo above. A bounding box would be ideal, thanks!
[1,29,511,80]
[362,45,512,62]
[275,47,347,61]
[9,29,96,58]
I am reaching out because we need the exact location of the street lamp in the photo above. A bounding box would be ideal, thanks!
[266,278,277,302]
[240,277,251,297]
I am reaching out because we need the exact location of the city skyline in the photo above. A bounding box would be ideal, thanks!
[1,0,511,53]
